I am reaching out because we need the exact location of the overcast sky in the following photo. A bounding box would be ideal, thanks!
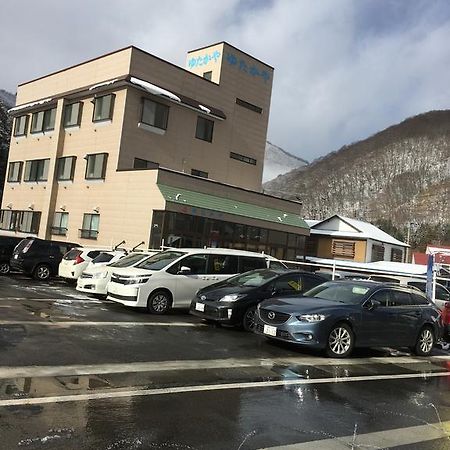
[1,0,450,161]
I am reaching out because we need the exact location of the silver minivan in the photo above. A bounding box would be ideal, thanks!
[107,248,286,314]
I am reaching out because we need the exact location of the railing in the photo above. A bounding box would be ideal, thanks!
[50,226,67,236]
[79,229,99,239]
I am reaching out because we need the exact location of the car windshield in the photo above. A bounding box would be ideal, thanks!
[136,251,185,271]
[109,253,149,268]
[303,282,371,304]
[225,269,278,287]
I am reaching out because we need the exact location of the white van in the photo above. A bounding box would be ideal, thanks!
[107,248,286,314]
[76,251,157,296]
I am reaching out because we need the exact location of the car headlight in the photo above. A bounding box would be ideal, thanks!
[297,314,326,322]
[219,294,247,302]
[126,277,150,285]
[92,272,108,279]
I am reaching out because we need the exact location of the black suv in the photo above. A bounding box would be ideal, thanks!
[10,238,80,281]
[0,235,26,275]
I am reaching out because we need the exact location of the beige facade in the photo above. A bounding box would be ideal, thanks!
[1,42,308,256]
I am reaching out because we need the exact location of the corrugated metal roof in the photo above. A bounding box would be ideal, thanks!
[158,184,308,229]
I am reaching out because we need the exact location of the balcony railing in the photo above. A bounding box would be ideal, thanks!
[50,226,68,236]
[79,229,99,240]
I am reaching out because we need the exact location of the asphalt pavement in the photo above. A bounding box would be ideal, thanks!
[0,274,449,449]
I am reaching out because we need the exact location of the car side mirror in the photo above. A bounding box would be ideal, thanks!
[177,266,191,275]
[365,299,381,310]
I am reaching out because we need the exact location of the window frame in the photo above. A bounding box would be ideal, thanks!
[56,156,77,181]
[332,240,355,258]
[51,211,69,236]
[84,153,108,180]
[23,158,50,182]
[191,169,208,178]
[80,213,100,240]
[13,115,29,137]
[92,94,115,123]
[30,107,57,134]
[140,98,169,130]
[7,161,23,183]
[195,116,214,143]
[64,101,83,128]
[229,152,257,166]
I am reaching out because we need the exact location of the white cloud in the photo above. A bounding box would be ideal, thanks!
[1,0,450,160]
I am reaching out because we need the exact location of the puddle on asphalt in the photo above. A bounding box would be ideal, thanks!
[1,359,448,402]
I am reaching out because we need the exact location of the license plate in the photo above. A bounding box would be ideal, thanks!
[195,302,205,312]
[263,325,277,336]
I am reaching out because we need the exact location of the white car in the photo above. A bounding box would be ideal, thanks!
[107,248,287,314]
[76,251,157,296]
[59,247,105,280]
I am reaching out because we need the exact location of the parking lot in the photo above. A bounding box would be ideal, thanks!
[0,274,449,449]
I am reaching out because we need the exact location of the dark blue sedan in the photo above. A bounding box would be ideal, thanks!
[254,280,443,357]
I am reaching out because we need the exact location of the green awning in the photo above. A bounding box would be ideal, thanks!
[157,184,309,230]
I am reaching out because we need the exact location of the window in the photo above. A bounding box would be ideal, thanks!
[85,153,107,179]
[141,98,169,130]
[13,115,29,136]
[133,158,158,169]
[369,290,391,307]
[19,211,41,233]
[195,116,214,142]
[93,94,115,122]
[64,102,82,127]
[51,212,69,235]
[274,275,303,294]
[390,290,413,306]
[7,162,23,182]
[191,169,208,178]
[56,156,76,181]
[24,159,50,182]
[332,240,355,258]
[30,108,56,133]
[207,255,238,275]
[173,254,208,275]
[372,244,385,262]
[0,210,15,230]
[230,152,257,166]
[203,71,212,81]
[80,214,100,239]
[391,248,403,262]
[238,256,266,272]
[236,98,262,114]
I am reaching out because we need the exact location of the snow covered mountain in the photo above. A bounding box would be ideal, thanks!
[0,90,15,108]
[264,110,450,247]
[263,141,308,183]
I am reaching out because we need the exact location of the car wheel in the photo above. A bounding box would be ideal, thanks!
[147,290,172,314]
[242,306,257,332]
[33,264,51,281]
[326,323,354,358]
[0,262,10,275]
[413,326,434,356]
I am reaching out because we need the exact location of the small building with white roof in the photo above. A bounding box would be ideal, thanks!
[305,214,408,263]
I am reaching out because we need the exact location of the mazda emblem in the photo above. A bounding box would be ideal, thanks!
[200,295,206,301]
[268,311,276,320]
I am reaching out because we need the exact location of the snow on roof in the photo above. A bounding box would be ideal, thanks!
[305,219,319,227]
[130,76,181,102]
[8,97,53,113]
[198,104,211,114]
[309,215,408,247]
[89,78,119,91]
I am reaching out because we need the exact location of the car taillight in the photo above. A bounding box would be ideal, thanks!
[442,303,450,325]
[75,255,85,265]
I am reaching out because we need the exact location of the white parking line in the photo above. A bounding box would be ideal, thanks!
[260,421,450,449]
[0,371,448,407]
[0,320,205,327]
[0,355,448,378]
[0,297,102,303]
